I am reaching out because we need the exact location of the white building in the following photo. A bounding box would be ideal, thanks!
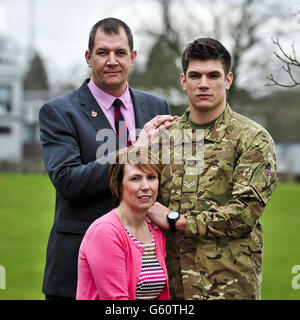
[0,65,23,161]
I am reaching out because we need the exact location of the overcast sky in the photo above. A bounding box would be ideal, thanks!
[1,0,299,90]
[0,0,161,85]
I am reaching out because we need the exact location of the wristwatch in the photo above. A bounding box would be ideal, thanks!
[167,211,180,232]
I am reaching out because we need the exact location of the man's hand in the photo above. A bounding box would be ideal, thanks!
[134,115,178,148]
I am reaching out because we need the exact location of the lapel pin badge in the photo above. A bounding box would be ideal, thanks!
[91,111,97,117]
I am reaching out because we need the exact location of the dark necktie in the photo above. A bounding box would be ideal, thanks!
[113,99,132,149]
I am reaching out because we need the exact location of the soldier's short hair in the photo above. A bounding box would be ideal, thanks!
[181,38,232,75]
[88,17,134,53]
[109,146,163,206]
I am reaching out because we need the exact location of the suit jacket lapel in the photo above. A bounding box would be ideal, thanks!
[129,87,147,131]
[79,80,114,132]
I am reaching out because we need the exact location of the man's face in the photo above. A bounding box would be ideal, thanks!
[85,28,137,96]
[180,59,233,115]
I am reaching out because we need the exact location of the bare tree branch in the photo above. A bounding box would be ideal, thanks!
[266,38,300,88]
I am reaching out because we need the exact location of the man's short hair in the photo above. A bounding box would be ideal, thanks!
[88,17,134,53]
[109,147,163,206]
[181,38,232,75]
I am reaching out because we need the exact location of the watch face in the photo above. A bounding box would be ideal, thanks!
[169,211,180,219]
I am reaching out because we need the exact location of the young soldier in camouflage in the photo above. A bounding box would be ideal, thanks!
[147,38,279,300]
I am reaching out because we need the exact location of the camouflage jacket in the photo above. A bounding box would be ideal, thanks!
[157,104,278,300]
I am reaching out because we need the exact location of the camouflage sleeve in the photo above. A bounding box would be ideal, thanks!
[185,131,279,239]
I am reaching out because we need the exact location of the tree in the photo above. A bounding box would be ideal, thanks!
[198,0,290,105]
[23,52,49,90]
[131,0,291,107]
[129,0,182,93]
[266,38,300,88]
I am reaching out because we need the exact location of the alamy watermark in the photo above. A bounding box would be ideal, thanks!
[95,126,204,175]
[291,265,300,290]
[0,265,6,290]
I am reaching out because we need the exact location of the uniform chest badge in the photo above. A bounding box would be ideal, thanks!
[265,168,271,176]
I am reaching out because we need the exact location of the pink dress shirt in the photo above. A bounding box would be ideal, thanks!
[76,210,170,300]
[87,79,136,142]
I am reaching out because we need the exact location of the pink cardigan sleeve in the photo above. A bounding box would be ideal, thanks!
[82,222,130,300]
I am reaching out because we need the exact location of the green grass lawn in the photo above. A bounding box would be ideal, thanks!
[0,174,54,300]
[261,183,300,300]
[0,174,299,300]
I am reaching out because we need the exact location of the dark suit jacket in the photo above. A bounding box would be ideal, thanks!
[39,80,171,297]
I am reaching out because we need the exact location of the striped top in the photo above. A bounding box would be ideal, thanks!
[124,227,167,300]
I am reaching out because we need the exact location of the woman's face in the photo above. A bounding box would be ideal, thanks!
[120,164,159,212]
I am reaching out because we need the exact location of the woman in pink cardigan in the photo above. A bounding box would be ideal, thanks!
[76,147,169,300]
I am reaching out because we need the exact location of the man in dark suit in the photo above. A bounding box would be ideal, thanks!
[39,17,174,300]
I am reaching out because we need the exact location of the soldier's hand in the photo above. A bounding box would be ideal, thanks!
[147,202,170,230]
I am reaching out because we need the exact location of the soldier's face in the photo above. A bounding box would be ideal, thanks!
[181,59,233,115]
